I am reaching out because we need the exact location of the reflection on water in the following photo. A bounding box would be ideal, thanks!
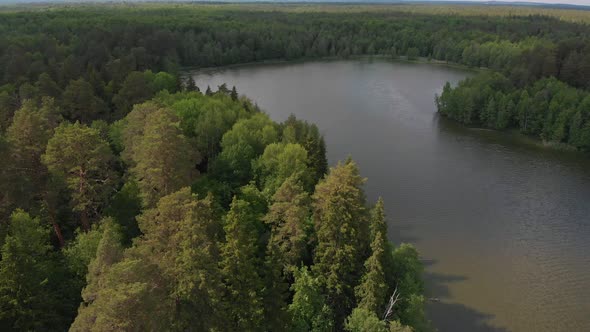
[191,59,590,332]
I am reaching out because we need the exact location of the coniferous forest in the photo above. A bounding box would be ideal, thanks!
[0,3,589,331]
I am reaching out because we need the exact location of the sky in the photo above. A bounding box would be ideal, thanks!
[441,0,590,5]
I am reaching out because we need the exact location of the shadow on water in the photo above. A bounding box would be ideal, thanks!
[388,218,421,245]
[423,271,467,299]
[424,262,509,332]
[427,301,509,332]
[435,115,590,166]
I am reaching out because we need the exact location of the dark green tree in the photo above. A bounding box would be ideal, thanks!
[0,210,73,330]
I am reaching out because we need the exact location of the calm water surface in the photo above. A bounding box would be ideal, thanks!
[191,59,590,332]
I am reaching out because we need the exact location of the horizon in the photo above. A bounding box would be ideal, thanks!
[0,0,589,7]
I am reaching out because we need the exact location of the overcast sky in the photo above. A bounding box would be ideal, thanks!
[437,0,590,5]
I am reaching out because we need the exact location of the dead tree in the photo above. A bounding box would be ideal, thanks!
[382,286,402,322]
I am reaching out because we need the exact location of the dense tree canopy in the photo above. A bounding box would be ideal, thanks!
[2,2,586,331]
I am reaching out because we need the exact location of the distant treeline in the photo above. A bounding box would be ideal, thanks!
[1,5,590,130]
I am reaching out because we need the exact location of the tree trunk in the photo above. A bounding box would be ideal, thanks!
[44,195,65,248]
[80,210,91,232]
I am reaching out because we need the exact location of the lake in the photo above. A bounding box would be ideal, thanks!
[190,59,590,332]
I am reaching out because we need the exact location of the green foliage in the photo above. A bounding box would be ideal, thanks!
[289,266,334,332]
[0,210,75,331]
[70,256,171,331]
[255,142,312,196]
[135,187,224,331]
[220,197,265,330]
[169,92,249,160]
[212,113,279,186]
[128,107,200,207]
[4,99,56,208]
[355,229,389,316]
[264,175,311,271]
[312,160,370,327]
[437,72,590,150]
[104,180,142,243]
[63,221,107,281]
[0,5,515,330]
[62,78,107,123]
[345,307,388,332]
[282,115,328,184]
[391,244,427,329]
[112,71,157,118]
[42,122,117,230]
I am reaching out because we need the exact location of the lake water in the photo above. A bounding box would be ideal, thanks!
[190,59,590,332]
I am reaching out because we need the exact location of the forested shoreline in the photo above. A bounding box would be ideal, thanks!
[0,3,589,331]
[0,4,588,149]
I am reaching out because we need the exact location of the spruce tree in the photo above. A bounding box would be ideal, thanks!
[355,233,388,316]
[135,187,224,331]
[370,198,396,293]
[220,197,265,330]
[312,160,370,327]
[231,85,238,101]
[185,76,197,92]
[263,174,310,270]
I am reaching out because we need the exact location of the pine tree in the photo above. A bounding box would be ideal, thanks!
[120,102,159,166]
[42,122,117,230]
[70,255,172,331]
[312,160,370,327]
[130,108,200,207]
[70,221,172,331]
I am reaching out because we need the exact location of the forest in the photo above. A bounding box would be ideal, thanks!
[0,3,589,331]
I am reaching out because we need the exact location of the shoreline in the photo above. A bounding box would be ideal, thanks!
[456,121,588,155]
[184,56,583,157]
[181,54,483,76]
